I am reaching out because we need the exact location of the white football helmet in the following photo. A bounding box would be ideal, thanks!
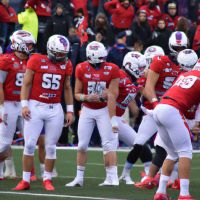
[10,30,36,55]
[86,41,107,64]
[123,51,146,79]
[177,49,198,71]
[169,31,188,54]
[144,45,165,68]
[47,34,70,62]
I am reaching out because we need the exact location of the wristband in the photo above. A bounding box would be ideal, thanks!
[67,105,74,113]
[80,94,85,102]
[151,97,158,103]
[111,116,118,128]
[21,100,28,108]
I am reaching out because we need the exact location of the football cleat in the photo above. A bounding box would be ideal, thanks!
[171,179,180,190]
[135,177,158,189]
[154,193,170,200]
[65,177,83,187]
[4,171,16,179]
[43,179,55,191]
[99,176,119,186]
[12,180,30,190]
[119,174,135,185]
[178,195,195,200]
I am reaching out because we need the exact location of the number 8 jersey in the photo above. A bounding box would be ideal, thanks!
[0,53,27,101]
[27,54,72,103]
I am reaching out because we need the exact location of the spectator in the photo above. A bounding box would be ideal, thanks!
[176,16,190,35]
[149,18,172,54]
[44,3,72,46]
[104,0,135,34]
[139,0,162,30]
[127,10,152,49]
[0,0,18,51]
[133,40,144,52]
[18,3,38,41]
[107,31,129,68]
[94,12,114,47]
[51,0,73,15]
[162,2,180,31]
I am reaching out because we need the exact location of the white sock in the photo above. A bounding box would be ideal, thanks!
[0,161,4,178]
[144,161,151,175]
[76,166,85,179]
[106,166,118,179]
[43,170,52,181]
[169,163,178,183]
[4,156,16,176]
[23,171,31,183]
[40,163,45,177]
[180,179,190,196]
[156,174,170,194]
[122,161,133,176]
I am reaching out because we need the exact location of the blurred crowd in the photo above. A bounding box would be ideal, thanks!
[1,0,200,145]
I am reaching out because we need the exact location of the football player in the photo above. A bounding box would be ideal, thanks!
[13,35,74,191]
[152,59,200,200]
[0,30,36,180]
[65,41,119,187]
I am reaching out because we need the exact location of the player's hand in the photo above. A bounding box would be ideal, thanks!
[86,94,101,102]
[111,116,119,133]
[22,106,31,120]
[64,112,74,127]
[191,126,200,135]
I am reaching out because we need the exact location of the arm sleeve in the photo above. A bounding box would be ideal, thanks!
[65,59,73,76]
[150,57,163,74]
[75,64,83,81]
[26,54,38,71]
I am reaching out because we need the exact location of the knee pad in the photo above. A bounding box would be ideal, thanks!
[140,145,152,163]
[24,140,36,156]
[102,137,118,155]
[0,144,11,161]
[127,144,143,164]
[152,145,167,168]
[45,145,56,159]
[178,150,192,159]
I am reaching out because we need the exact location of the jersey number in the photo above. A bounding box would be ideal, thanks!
[15,73,24,87]
[87,81,106,95]
[42,73,61,90]
[173,75,197,89]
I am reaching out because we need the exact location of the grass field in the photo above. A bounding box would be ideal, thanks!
[0,147,200,200]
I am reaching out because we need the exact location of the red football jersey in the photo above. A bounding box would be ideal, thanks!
[161,70,200,118]
[0,53,27,101]
[116,70,138,116]
[27,54,72,103]
[150,55,181,99]
[76,61,120,109]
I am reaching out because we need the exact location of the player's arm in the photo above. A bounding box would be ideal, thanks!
[107,78,119,132]
[0,70,8,119]
[128,100,139,123]
[20,69,34,120]
[64,75,74,127]
[143,69,159,108]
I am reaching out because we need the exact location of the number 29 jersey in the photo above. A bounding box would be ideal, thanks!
[27,54,72,103]
[0,53,27,101]
[76,61,120,109]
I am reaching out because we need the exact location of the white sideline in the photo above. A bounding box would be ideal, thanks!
[11,145,200,153]
[0,191,127,200]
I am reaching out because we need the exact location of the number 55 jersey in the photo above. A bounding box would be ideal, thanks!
[0,53,27,101]
[27,53,73,103]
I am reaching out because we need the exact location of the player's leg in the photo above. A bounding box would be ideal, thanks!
[38,133,45,177]
[65,106,95,187]
[42,103,64,191]
[97,107,118,186]
[121,114,156,180]
[13,101,43,190]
